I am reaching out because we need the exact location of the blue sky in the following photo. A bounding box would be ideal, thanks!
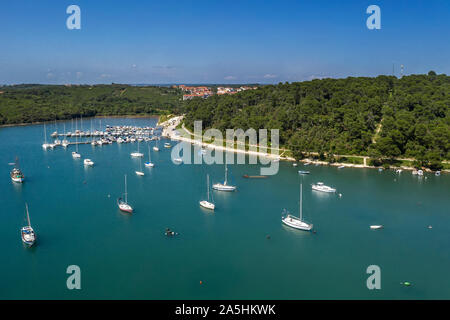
[0,0,449,84]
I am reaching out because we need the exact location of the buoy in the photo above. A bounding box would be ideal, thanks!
[402,282,411,287]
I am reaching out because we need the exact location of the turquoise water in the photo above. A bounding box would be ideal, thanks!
[0,117,449,300]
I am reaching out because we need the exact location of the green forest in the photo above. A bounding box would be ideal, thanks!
[184,73,449,169]
[0,84,183,125]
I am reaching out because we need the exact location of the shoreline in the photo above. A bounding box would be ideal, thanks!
[162,116,448,174]
[0,114,160,129]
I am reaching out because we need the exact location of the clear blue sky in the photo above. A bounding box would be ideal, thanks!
[0,0,448,84]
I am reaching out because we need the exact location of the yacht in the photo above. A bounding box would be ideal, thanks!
[199,174,215,210]
[42,123,51,149]
[435,171,441,176]
[72,135,81,158]
[153,139,160,151]
[10,157,25,183]
[298,170,310,175]
[282,183,313,231]
[135,158,145,176]
[84,159,94,166]
[164,142,171,148]
[131,140,144,157]
[21,204,36,246]
[370,225,384,230]
[212,164,236,191]
[311,182,336,193]
[117,175,133,213]
[145,145,154,167]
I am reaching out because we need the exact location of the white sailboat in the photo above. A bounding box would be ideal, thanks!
[153,139,160,151]
[42,123,51,149]
[282,183,313,231]
[62,123,69,148]
[21,203,36,246]
[136,158,145,176]
[72,134,81,158]
[118,175,133,213]
[131,140,144,157]
[200,174,215,210]
[145,144,154,167]
[212,164,236,191]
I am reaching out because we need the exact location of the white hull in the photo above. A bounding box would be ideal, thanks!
[131,152,144,158]
[145,162,154,167]
[282,215,313,231]
[312,183,336,193]
[153,147,159,151]
[370,225,383,230]
[84,159,94,166]
[136,171,145,176]
[199,200,215,210]
[118,203,133,213]
[72,152,81,158]
[212,183,236,191]
[11,177,24,183]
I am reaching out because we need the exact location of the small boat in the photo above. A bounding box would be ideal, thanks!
[199,174,215,210]
[10,157,25,183]
[118,175,133,213]
[281,183,313,231]
[292,163,298,167]
[213,164,236,191]
[42,123,51,149]
[21,203,36,246]
[131,140,144,157]
[412,170,418,175]
[312,182,336,193]
[173,157,183,163]
[72,134,81,158]
[164,142,171,148]
[338,165,345,169]
[370,225,383,230]
[84,159,94,166]
[435,171,441,176]
[303,162,310,166]
[396,169,402,174]
[242,174,268,178]
[298,170,310,175]
[378,168,383,172]
[145,145,154,167]
[72,151,81,158]
[136,159,145,176]
[417,170,424,176]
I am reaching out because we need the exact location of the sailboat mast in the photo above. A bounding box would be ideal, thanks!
[207,174,210,201]
[44,123,47,143]
[300,183,303,220]
[124,175,128,203]
[224,164,228,185]
[25,203,31,227]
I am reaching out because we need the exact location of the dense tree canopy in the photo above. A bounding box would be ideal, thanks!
[0,84,183,124]
[184,74,449,167]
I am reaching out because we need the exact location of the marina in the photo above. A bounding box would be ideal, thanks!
[1,117,450,299]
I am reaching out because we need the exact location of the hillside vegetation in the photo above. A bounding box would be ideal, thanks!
[0,84,183,125]
[184,73,449,169]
